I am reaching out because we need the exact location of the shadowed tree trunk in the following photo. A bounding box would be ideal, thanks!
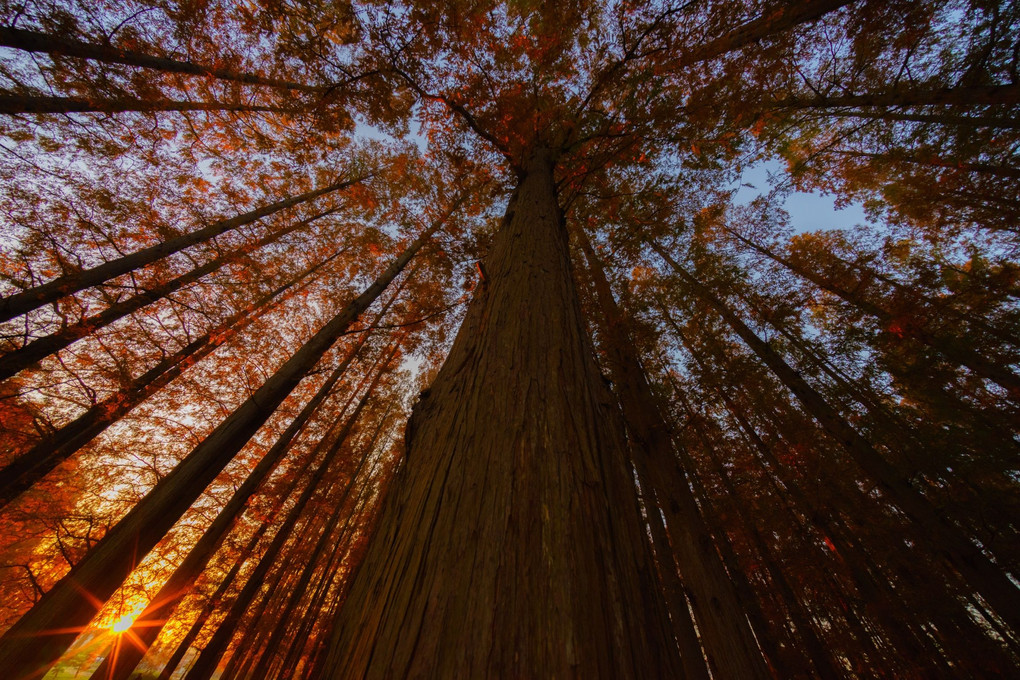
[182,373,385,680]
[781,84,1020,110]
[0,94,295,115]
[319,149,680,679]
[651,241,1020,635]
[575,227,769,679]
[87,325,390,680]
[0,207,343,382]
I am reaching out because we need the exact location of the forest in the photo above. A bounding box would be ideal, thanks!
[0,0,1018,678]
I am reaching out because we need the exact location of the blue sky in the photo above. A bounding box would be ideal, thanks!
[732,160,870,234]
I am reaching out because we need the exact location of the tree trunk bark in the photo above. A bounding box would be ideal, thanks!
[319,149,680,679]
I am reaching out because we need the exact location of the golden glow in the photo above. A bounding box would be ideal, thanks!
[110,612,138,634]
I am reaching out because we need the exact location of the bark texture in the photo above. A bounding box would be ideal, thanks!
[320,150,679,679]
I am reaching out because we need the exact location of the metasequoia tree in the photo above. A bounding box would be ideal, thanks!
[1,1,1019,679]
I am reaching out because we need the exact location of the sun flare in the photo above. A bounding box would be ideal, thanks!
[110,613,138,634]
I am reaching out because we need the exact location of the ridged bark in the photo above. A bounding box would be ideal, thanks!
[320,150,680,679]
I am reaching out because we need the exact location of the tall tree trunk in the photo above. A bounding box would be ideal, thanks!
[319,149,680,679]
[802,108,1020,130]
[681,0,852,66]
[0,26,326,92]
[0,248,341,507]
[652,242,1020,635]
[250,479,373,680]
[0,207,341,382]
[0,176,365,323]
[781,84,1020,109]
[575,227,768,679]
[0,94,295,115]
[0,214,444,680]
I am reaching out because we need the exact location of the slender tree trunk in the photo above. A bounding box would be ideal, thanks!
[652,242,1020,635]
[182,380,382,680]
[655,342,930,675]
[722,228,1020,396]
[781,84,1020,109]
[803,108,1020,130]
[0,26,326,92]
[681,0,852,66]
[0,207,341,382]
[692,407,842,680]
[231,370,395,680]
[253,480,373,680]
[0,248,340,507]
[320,149,680,679]
[153,513,279,680]
[575,227,767,679]
[0,214,444,680]
[0,176,365,323]
[0,94,295,115]
[836,149,1020,179]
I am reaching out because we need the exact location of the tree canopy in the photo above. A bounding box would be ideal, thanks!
[0,0,1018,678]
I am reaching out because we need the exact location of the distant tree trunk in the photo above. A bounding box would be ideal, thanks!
[681,394,842,680]
[835,149,1020,180]
[681,0,852,65]
[320,149,680,678]
[723,228,1020,396]
[0,216,443,680]
[652,242,1020,635]
[804,109,1020,130]
[0,207,342,382]
[0,94,296,115]
[249,478,372,680]
[0,26,326,92]
[151,489,282,680]
[574,227,766,679]
[182,379,382,680]
[781,84,1020,109]
[0,249,341,507]
[0,176,364,323]
[654,340,931,675]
